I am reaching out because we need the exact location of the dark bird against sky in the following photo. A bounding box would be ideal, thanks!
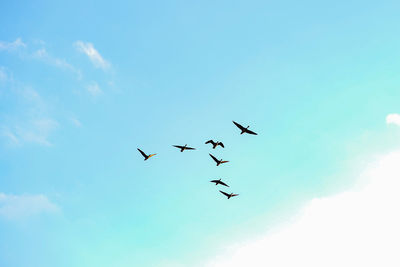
[137,148,157,161]
[173,144,196,152]
[209,153,229,166]
[219,190,239,199]
[233,121,258,135]
[210,179,229,187]
[205,140,224,149]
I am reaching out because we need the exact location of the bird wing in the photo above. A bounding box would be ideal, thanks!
[221,160,229,163]
[219,190,230,197]
[233,121,246,131]
[219,142,224,148]
[173,145,184,149]
[231,193,239,197]
[147,153,157,158]
[205,140,214,145]
[137,148,147,158]
[245,129,258,135]
[219,181,229,187]
[210,180,219,183]
[209,154,219,163]
[185,146,196,150]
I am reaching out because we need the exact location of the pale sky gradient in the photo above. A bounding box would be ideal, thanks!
[2,1,400,266]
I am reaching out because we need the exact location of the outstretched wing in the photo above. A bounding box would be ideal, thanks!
[137,148,147,158]
[219,180,229,187]
[209,154,219,163]
[185,146,196,150]
[210,180,219,184]
[205,140,214,145]
[245,129,258,135]
[173,145,184,149]
[219,142,224,148]
[221,160,229,163]
[231,193,239,197]
[233,121,246,131]
[219,190,230,197]
[147,153,157,159]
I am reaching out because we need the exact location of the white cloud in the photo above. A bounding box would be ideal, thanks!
[0,193,59,220]
[33,48,82,79]
[386,113,400,126]
[86,82,102,96]
[0,38,26,51]
[205,151,400,267]
[74,41,110,70]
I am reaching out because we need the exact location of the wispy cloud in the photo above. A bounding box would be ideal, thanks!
[74,41,110,71]
[19,118,59,146]
[0,66,7,82]
[0,38,26,51]
[86,82,103,96]
[2,118,58,146]
[1,39,82,80]
[70,117,82,127]
[33,48,82,79]
[0,193,59,220]
[386,113,400,126]
[1,127,20,145]
[205,151,400,267]
[1,85,59,146]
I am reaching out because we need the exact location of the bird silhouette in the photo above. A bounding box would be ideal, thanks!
[205,140,224,149]
[219,190,239,199]
[173,144,196,152]
[233,121,257,135]
[209,153,229,166]
[137,148,157,161]
[210,179,229,187]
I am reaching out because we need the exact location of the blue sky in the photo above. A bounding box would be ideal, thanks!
[2,1,400,266]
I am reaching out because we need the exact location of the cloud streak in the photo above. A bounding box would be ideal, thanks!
[0,66,8,82]
[2,118,58,146]
[1,127,20,145]
[0,193,59,220]
[33,48,82,79]
[0,38,26,51]
[1,85,59,146]
[74,41,110,71]
[70,117,82,127]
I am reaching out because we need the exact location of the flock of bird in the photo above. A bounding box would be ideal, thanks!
[137,121,258,199]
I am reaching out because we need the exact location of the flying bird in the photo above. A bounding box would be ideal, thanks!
[137,148,157,161]
[205,140,224,149]
[209,153,229,166]
[232,121,258,135]
[173,144,196,152]
[219,190,239,199]
[210,179,229,187]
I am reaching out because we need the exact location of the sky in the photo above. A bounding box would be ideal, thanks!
[1,1,400,266]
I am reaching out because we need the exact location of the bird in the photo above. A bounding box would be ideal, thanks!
[210,179,229,187]
[173,144,196,152]
[205,140,224,149]
[209,153,229,166]
[219,190,239,199]
[232,121,258,135]
[137,148,157,161]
